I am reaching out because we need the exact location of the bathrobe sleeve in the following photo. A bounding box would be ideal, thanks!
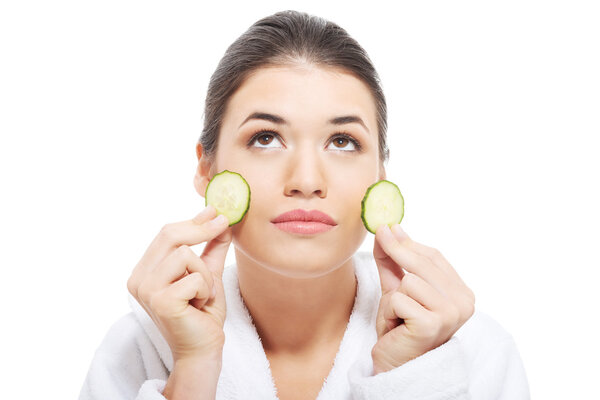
[347,313,530,399]
[348,337,471,399]
[78,313,169,400]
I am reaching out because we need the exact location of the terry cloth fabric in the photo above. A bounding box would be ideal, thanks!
[79,251,530,399]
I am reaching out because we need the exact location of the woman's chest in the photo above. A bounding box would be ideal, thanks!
[269,364,331,400]
[267,348,339,400]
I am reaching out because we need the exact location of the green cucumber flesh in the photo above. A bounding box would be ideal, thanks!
[205,170,250,226]
[361,180,404,234]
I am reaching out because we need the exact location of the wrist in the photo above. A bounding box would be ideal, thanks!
[163,353,223,400]
[172,342,225,366]
[174,352,223,370]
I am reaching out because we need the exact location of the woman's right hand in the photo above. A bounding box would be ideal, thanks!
[127,205,232,363]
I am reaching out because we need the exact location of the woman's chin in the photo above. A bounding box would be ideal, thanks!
[231,219,366,278]
[238,245,352,279]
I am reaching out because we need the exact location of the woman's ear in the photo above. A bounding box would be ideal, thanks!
[379,162,386,181]
[193,143,213,197]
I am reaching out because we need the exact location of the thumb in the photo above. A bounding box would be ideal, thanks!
[201,228,233,278]
[373,225,405,294]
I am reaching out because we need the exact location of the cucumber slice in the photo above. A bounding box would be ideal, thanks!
[361,180,404,234]
[205,170,250,226]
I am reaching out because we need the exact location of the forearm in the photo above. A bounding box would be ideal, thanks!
[162,353,223,400]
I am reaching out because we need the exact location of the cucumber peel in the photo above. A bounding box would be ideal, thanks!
[361,180,404,234]
[205,170,250,226]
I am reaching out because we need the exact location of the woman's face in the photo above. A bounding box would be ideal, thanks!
[197,64,385,278]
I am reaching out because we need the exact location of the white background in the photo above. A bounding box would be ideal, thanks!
[1,1,598,398]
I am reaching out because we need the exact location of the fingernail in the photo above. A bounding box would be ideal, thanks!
[211,214,228,226]
[211,286,217,298]
[391,224,408,240]
[377,224,392,237]
[196,205,215,218]
[206,205,218,215]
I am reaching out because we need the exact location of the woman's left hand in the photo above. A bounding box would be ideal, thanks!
[371,224,475,374]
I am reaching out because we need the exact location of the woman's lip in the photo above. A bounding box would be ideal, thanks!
[271,209,337,225]
[272,221,335,234]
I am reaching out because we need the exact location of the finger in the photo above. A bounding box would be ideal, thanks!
[399,272,448,313]
[192,205,218,225]
[373,237,405,294]
[153,272,212,317]
[201,227,233,277]
[382,224,475,323]
[390,225,465,285]
[149,245,215,295]
[375,224,451,297]
[389,225,475,306]
[384,291,425,324]
[154,208,228,263]
[130,208,228,288]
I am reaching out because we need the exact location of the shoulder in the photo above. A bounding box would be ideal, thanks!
[91,311,168,378]
[455,310,520,368]
[94,312,148,359]
[456,310,513,344]
[80,313,168,399]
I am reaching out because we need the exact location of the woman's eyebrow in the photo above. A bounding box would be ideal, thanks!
[239,111,370,133]
[329,115,370,134]
[239,112,287,128]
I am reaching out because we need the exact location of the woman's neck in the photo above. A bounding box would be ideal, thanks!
[234,249,357,356]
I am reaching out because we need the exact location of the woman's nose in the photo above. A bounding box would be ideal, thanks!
[283,146,327,199]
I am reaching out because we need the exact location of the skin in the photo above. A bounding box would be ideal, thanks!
[371,224,475,373]
[191,63,475,395]
[194,64,384,358]
[194,64,384,397]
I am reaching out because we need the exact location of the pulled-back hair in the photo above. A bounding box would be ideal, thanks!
[200,10,389,163]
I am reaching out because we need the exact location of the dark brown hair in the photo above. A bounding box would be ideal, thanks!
[199,10,389,163]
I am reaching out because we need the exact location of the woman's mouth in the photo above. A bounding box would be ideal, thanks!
[271,209,337,235]
[272,221,335,234]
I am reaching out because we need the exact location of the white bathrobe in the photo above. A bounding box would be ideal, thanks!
[79,251,530,399]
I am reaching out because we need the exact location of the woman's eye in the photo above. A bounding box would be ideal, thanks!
[327,135,360,151]
[248,131,360,152]
[249,132,283,149]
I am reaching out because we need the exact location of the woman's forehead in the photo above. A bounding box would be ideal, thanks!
[223,64,378,130]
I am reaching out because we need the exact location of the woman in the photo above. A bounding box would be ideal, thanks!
[80,10,529,400]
